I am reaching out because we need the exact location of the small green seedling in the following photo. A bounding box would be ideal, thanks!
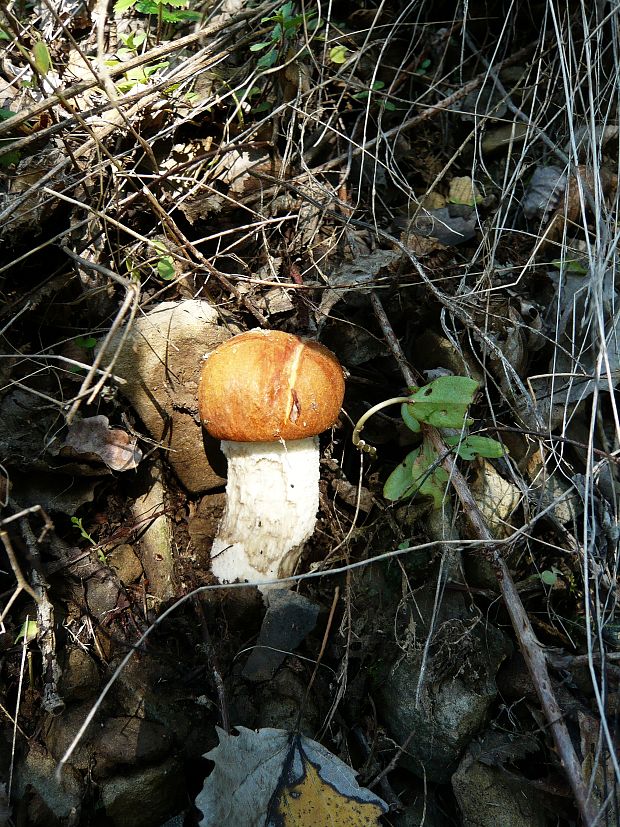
[72,517,106,563]
[540,567,562,587]
[15,618,38,645]
[114,0,200,24]
[250,2,316,70]
[353,375,505,509]
[329,45,348,64]
[75,336,97,350]
[352,80,397,111]
[151,240,175,280]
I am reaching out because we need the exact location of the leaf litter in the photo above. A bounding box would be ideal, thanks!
[0,1,619,825]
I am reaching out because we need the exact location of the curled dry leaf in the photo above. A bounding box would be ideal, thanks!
[196,726,387,827]
[62,415,142,471]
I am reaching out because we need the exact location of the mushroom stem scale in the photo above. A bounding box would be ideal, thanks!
[210,437,320,584]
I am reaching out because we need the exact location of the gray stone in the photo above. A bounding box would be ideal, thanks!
[99,299,232,493]
[242,589,319,681]
[106,544,143,584]
[13,742,83,824]
[59,646,100,701]
[93,717,173,778]
[377,605,510,783]
[453,753,548,827]
[100,759,184,827]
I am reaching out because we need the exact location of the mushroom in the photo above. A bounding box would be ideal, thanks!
[198,329,345,584]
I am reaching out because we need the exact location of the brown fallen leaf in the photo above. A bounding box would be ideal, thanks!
[62,415,142,471]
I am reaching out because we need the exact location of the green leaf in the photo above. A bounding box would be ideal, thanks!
[0,108,15,121]
[383,449,420,501]
[114,0,136,10]
[0,28,10,41]
[250,41,272,52]
[540,569,559,586]
[257,48,278,70]
[551,258,588,274]
[384,443,449,509]
[382,101,396,111]
[329,45,348,64]
[401,399,420,433]
[444,435,505,460]
[0,147,20,167]
[410,440,449,509]
[408,376,478,429]
[75,336,97,350]
[16,619,38,644]
[32,40,51,76]
[157,256,175,280]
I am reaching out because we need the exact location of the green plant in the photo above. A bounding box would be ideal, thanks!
[114,0,200,25]
[116,30,147,59]
[352,80,397,111]
[75,335,97,350]
[250,2,316,70]
[353,376,505,509]
[72,516,106,563]
[113,60,170,92]
[151,240,175,280]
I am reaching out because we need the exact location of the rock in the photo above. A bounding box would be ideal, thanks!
[106,543,143,584]
[100,759,184,827]
[93,717,173,778]
[453,751,547,827]
[253,667,320,735]
[13,742,83,825]
[99,299,232,493]
[242,590,320,681]
[109,652,213,760]
[59,646,100,701]
[132,463,177,603]
[376,590,510,783]
[44,702,174,780]
[43,702,97,772]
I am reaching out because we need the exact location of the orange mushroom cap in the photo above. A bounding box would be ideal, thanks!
[198,330,345,442]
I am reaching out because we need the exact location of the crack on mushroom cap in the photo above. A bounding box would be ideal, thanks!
[198,330,345,442]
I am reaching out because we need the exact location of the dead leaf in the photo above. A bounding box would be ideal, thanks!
[448,176,482,206]
[274,752,385,825]
[196,727,387,826]
[470,461,521,539]
[62,415,142,471]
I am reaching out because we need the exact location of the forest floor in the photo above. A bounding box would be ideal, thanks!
[0,1,619,825]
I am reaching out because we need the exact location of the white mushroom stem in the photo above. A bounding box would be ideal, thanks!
[210,438,320,584]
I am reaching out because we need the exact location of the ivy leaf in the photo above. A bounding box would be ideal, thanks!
[444,435,505,460]
[408,376,478,429]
